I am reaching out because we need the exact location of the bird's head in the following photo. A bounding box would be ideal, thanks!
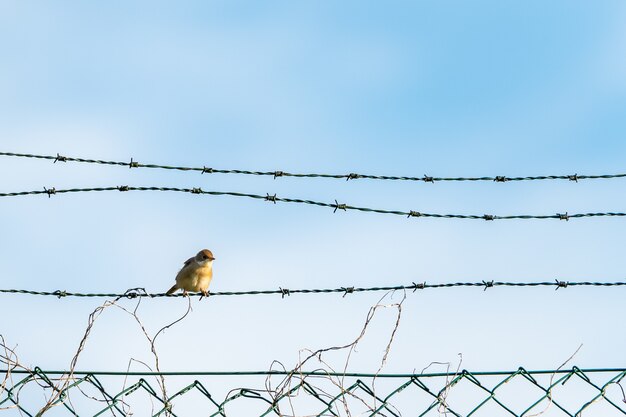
[195,249,215,265]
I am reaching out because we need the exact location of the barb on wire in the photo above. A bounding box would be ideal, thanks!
[2,151,626,184]
[2,185,626,221]
[1,280,625,299]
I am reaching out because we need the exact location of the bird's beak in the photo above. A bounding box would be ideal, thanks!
[210,257,216,261]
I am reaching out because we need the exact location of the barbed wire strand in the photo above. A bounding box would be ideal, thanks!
[1,280,625,299]
[1,185,625,221]
[2,151,625,183]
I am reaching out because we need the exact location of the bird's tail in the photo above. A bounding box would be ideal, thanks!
[165,284,179,295]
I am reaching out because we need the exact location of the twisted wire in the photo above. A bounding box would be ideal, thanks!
[1,185,625,221]
[2,151,625,183]
[1,280,625,299]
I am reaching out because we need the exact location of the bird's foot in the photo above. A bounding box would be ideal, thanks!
[199,290,209,300]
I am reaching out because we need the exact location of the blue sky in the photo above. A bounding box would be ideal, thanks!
[1,1,626,414]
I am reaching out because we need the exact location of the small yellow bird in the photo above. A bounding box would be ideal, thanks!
[166,249,215,297]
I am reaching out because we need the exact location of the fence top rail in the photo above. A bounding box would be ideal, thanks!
[3,367,625,378]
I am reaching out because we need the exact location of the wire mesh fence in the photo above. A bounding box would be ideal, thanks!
[1,368,625,416]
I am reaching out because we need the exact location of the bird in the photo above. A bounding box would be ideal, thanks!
[166,249,215,297]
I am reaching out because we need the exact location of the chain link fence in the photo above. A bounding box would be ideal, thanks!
[2,368,625,416]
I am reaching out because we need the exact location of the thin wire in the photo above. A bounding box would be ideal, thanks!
[2,151,624,183]
[0,185,624,221]
[1,280,624,299]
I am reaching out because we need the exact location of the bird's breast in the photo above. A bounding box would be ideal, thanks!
[195,265,213,279]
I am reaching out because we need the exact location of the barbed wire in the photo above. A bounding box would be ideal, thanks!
[2,151,626,184]
[1,280,625,299]
[2,367,625,416]
[1,185,625,221]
